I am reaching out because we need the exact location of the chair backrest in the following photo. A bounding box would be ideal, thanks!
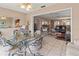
[13,30,26,41]
[28,36,43,46]
[0,36,7,46]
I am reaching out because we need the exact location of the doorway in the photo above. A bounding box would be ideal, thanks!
[33,8,72,42]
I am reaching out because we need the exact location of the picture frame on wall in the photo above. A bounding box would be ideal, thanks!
[0,20,6,28]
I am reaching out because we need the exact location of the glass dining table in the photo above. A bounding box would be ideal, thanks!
[6,34,43,56]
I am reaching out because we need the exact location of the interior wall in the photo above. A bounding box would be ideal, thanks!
[34,16,54,31]
[2,18,13,28]
[0,7,27,27]
[34,17,48,30]
[27,3,79,43]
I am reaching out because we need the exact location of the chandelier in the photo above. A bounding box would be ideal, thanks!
[20,3,32,11]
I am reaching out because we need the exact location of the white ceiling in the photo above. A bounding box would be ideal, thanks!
[0,3,53,14]
[36,9,71,20]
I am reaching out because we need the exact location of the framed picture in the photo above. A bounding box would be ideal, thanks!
[0,20,6,27]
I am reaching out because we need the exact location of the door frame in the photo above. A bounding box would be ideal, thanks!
[32,8,72,42]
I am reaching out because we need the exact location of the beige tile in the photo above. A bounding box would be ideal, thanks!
[38,35,66,56]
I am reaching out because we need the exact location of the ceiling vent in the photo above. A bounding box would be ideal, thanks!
[41,5,46,8]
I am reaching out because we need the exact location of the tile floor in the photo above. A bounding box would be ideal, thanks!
[38,35,67,56]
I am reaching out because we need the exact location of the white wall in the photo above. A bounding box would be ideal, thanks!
[0,7,27,27]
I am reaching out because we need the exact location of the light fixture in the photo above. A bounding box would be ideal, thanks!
[26,3,32,11]
[20,3,26,9]
[1,16,7,19]
[57,21,60,25]
[20,3,32,11]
